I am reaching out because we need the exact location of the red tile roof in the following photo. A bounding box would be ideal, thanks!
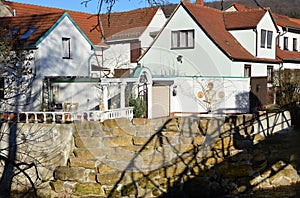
[273,13,300,29]
[277,47,300,62]
[4,1,160,45]
[232,3,251,11]
[0,12,64,46]
[183,2,279,63]
[224,9,267,30]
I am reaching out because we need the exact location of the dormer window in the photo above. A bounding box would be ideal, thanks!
[261,29,273,49]
[171,30,194,49]
[267,31,273,49]
[293,38,298,51]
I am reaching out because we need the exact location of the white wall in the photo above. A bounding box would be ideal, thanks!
[102,42,132,70]
[100,8,167,71]
[139,8,167,49]
[28,16,94,111]
[278,26,300,52]
[36,16,94,77]
[52,82,100,112]
[229,29,256,56]
[140,6,233,77]
[256,11,278,59]
[170,77,250,114]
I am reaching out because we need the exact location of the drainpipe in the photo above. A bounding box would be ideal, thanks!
[254,28,258,57]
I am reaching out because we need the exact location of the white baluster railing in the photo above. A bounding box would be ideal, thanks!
[0,107,134,123]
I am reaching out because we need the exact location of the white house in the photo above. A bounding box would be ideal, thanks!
[138,1,281,117]
[0,12,98,112]
[225,2,300,70]
[1,1,171,115]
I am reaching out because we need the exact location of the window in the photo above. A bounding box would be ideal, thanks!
[261,29,273,48]
[20,26,38,40]
[244,64,251,77]
[284,37,288,50]
[261,30,266,48]
[293,38,298,51]
[267,31,273,49]
[267,66,273,82]
[62,37,71,59]
[171,30,194,49]
[0,77,4,99]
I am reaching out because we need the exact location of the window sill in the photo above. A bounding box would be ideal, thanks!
[171,47,194,50]
[62,57,72,59]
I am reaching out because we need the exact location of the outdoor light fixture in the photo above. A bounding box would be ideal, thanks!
[177,55,183,63]
[172,85,177,96]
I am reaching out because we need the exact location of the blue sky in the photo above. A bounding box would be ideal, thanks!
[9,0,213,13]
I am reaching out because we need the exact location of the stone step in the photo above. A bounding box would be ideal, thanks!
[73,148,115,159]
[74,137,102,148]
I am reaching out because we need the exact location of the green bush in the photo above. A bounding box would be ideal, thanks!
[129,97,146,118]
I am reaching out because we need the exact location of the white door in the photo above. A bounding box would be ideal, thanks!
[152,86,170,118]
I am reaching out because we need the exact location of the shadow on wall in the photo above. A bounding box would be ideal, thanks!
[105,111,296,198]
[235,91,262,113]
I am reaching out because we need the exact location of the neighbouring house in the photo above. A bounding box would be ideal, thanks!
[225,2,300,69]
[138,0,281,117]
[0,12,97,112]
[225,2,300,104]
[0,1,170,114]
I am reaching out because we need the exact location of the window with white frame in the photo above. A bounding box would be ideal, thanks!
[171,30,194,49]
[244,64,251,77]
[267,31,273,48]
[261,29,273,48]
[62,37,71,59]
[261,30,266,48]
[293,38,298,51]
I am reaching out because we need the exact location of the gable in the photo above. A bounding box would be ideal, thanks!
[35,12,95,49]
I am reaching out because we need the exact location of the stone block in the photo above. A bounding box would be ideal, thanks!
[49,180,64,193]
[114,118,132,127]
[74,137,100,148]
[74,148,114,159]
[102,136,133,147]
[213,136,233,150]
[216,162,253,177]
[132,118,149,125]
[112,126,135,136]
[97,163,118,174]
[193,136,205,145]
[199,119,209,134]
[96,173,121,185]
[54,166,86,181]
[132,137,155,146]
[103,119,119,129]
[69,157,97,169]
[74,182,104,196]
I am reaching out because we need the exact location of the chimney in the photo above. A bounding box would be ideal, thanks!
[195,0,204,6]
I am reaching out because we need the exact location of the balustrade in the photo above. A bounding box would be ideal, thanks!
[0,107,134,123]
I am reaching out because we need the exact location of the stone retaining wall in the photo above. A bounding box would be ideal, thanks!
[0,111,297,197]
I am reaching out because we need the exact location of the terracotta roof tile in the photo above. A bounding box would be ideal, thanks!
[4,1,160,45]
[224,9,266,30]
[277,47,300,62]
[232,3,251,11]
[183,3,278,63]
[273,13,300,29]
[0,12,64,46]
